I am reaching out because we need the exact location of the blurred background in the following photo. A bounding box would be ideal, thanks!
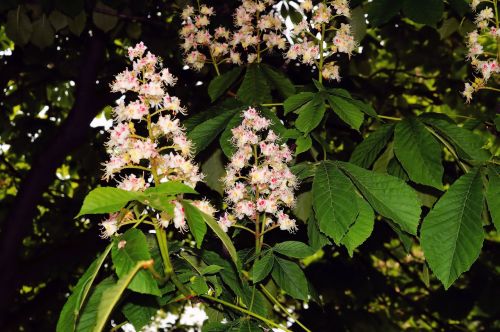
[0,0,498,331]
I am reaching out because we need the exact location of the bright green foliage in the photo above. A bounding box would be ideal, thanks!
[326,94,364,131]
[76,187,143,217]
[273,241,315,259]
[295,93,326,134]
[122,301,158,331]
[111,229,160,296]
[181,201,207,249]
[251,251,274,283]
[338,162,421,235]
[421,168,485,289]
[340,196,375,256]
[394,117,444,188]
[313,161,359,244]
[486,166,500,231]
[271,257,308,301]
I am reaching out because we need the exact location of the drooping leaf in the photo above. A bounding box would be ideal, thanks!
[182,201,208,249]
[111,229,161,296]
[122,299,158,331]
[283,92,314,115]
[208,67,243,102]
[201,265,224,275]
[77,187,144,217]
[92,2,118,32]
[338,162,421,235]
[295,93,326,134]
[341,197,375,256]
[273,241,315,259]
[313,162,359,243]
[291,162,317,181]
[191,275,210,295]
[292,190,313,222]
[49,10,69,31]
[486,166,500,231]
[200,211,239,265]
[57,245,112,332]
[201,149,226,195]
[93,261,152,332]
[394,117,443,188]
[367,0,402,27]
[188,107,241,154]
[261,64,295,98]
[6,8,33,46]
[295,135,312,156]
[422,117,490,161]
[421,168,485,288]
[75,277,115,332]
[326,95,364,131]
[272,257,308,301]
[251,251,274,283]
[307,215,331,251]
[237,64,271,104]
[31,16,55,49]
[68,11,86,36]
[349,124,394,168]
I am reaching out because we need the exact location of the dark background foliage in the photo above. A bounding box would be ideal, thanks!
[0,0,498,331]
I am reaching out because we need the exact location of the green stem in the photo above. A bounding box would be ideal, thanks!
[425,126,469,173]
[201,294,292,331]
[478,86,500,93]
[261,103,284,107]
[259,285,312,332]
[378,115,402,121]
[318,23,326,83]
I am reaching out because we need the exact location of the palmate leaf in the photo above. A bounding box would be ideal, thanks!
[326,94,364,131]
[307,215,331,251]
[283,92,314,115]
[421,168,485,289]
[75,277,115,332]
[295,93,326,134]
[394,117,443,189]
[111,229,161,296]
[237,64,272,104]
[338,162,421,235]
[273,241,315,259]
[313,161,359,244]
[251,251,274,283]
[340,196,375,257]
[261,64,295,98]
[349,124,395,168]
[76,187,144,217]
[199,210,239,265]
[57,245,112,332]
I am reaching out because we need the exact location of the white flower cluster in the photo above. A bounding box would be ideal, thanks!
[219,107,298,233]
[287,0,356,82]
[180,1,286,70]
[100,43,212,238]
[462,0,499,102]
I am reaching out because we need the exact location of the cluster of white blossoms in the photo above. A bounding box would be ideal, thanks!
[287,0,356,82]
[218,108,298,233]
[180,1,286,70]
[462,0,499,102]
[100,43,213,238]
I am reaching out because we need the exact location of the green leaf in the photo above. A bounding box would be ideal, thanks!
[201,265,224,275]
[68,11,86,36]
[350,6,367,42]
[350,124,394,168]
[449,0,469,15]
[313,162,359,243]
[49,10,69,31]
[112,229,161,296]
[77,187,143,217]
[220,112,243,157]
[338,162,421,235]
[208,67,243,102]
[182,202,208,249]
[307,216,331,251]
[237,64,271,104]
[367,0,402,27]
[251,251,274,283]
[422,117,490,161]
[402,0,444,26]
[122,300,157,331]
[55,0,84,17]
[188,108,240,154]
[200,211,239,265]
[394,117,443,188]
[292,190,313,222]
[75,277,115,332]
[273,241,315,259]
[284,92,314,115]
[6,8,33,46]
[421,168,485,288]
[295,93,326,134]
[92,2,118,32]
[271,257,308,301]
[326,95,364,131]
[261,64,295,98]
[93,261,151,332]
[229,319,262,332]
[191,275,210,295]
[57,245,112,332]
[291,162,316,181]
[185,99,242,132]
[201,251,243,298]
[486,166,500,231]
[259,108,288,138]
[341,197,375,256]
[350,99,378,119]
[201,149,226,195]
[295,135,312,156]
[144,181,198,196]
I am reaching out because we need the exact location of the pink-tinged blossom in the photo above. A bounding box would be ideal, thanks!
[173,201,188,232]
[117,174,149,191]
[220,107,298,233]
[100,213,119,238]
